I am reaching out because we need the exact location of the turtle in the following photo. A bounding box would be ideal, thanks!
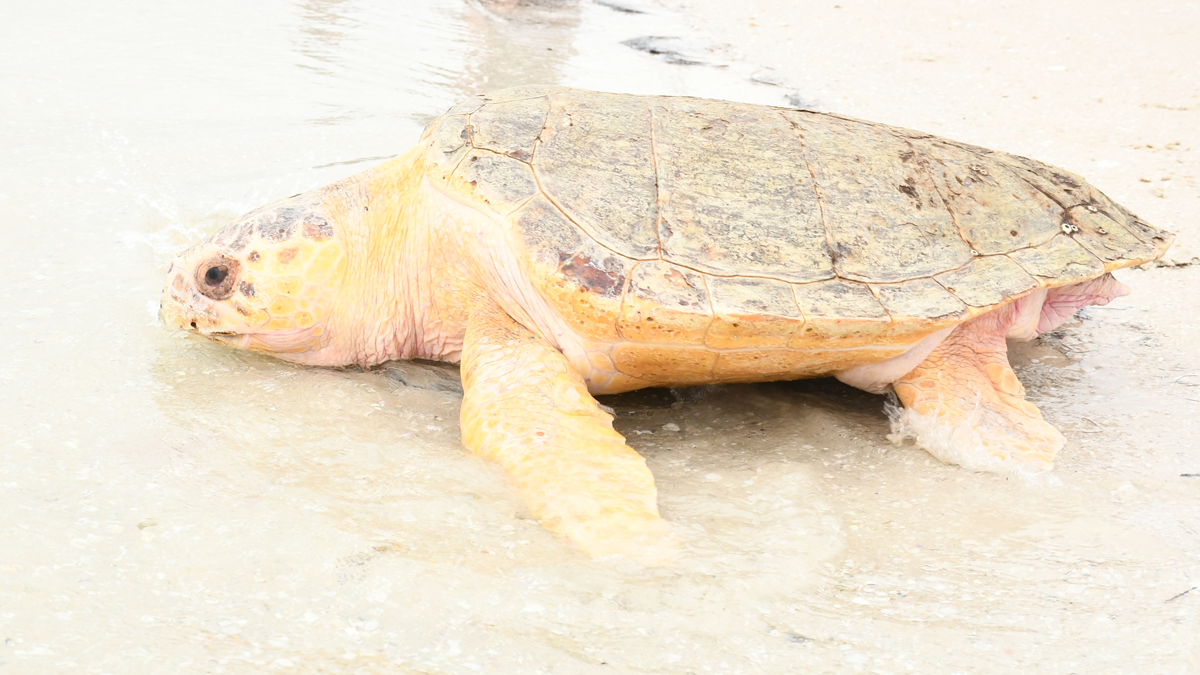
[160,86,1173,559]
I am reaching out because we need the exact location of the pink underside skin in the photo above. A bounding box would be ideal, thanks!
[1008,271,1128,338]
[837,273,1131,394]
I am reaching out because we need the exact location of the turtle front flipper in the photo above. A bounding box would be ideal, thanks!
[893,306,1065,471]
[459,303,675,562]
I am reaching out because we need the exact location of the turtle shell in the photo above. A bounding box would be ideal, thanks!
[417,86,1173,384]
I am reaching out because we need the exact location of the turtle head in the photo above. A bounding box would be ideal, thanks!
[160,195,351,364]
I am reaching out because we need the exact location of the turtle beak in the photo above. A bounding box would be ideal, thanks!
[159,260,216,333]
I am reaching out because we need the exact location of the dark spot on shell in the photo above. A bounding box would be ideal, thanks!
[897,183,918,199]
[560,253,625,297]
[239,281,256,298]
[1010,230,1018,236]
[302,215,334,241]
[278,247,299,264]
[248,250,260,262]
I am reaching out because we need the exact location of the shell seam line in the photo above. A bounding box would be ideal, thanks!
[884,131,1109,262]
[533,182,655,262]
[445,114,476,176]
[615,261,640,342]
[930,274,1036,309]
[524,130,659,265]
[997,172,1119,267]
[860,282,898,330]
[907,137,976,253]
[696,273,719,378]
[1005,242,1121,292]
[781,111,840,276]
[668,262,838,284]
[1005,162,1116,244]
[648,104,665,260]
[786,282,817,334]
[481,93,556,107]
[461,143,532,165]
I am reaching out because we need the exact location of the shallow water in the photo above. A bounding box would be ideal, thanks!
[2,1,1198,673]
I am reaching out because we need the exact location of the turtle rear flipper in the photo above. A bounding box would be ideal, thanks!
[459,303,677,563]
[892,304,1065,471]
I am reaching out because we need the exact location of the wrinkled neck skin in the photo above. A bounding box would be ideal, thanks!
[289,150,480,368]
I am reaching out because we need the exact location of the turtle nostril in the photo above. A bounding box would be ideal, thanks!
[190,321,197,330]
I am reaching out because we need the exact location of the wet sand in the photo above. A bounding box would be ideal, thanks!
[1,0,1197,672]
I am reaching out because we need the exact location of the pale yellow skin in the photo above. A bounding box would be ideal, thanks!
[161,88,1173,559]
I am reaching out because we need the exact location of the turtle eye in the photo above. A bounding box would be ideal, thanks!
[195,255,240,300]
[204,265,228,287]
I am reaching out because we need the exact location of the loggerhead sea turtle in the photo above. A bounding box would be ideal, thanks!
[160,86,1173,558]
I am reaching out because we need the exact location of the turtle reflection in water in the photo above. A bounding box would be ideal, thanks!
[160,86,1173,560]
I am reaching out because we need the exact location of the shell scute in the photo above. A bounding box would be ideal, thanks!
[919,140,1065,255]
[618,261,712,345]
[714,349,806,380]
[611,344,716,384]
[540,239,633,343]
[654,100,833,282]
[514,194,584,269]
[1007,234,1105,285]
[1064,204,1160,265]
[534,91,660,260]
[706,276,804,349]
[791,278,890,346]
[469,96,549,162]
[784,110,973,282]
[871,278,968,325]
[452,151,538,215]
[422,114,471,179]
[936,255,1038,307]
